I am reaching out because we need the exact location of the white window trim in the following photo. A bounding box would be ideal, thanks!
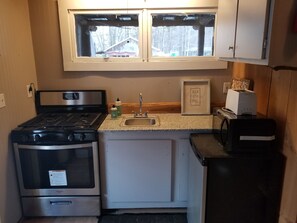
[58,0,227,71]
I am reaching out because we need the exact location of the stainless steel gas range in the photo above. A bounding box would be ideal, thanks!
[11,90,107,217]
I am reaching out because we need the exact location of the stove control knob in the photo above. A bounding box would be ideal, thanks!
[67,134,74,142]
[78,133,85,141]
[20,134,29,142]
[33,134,41,142]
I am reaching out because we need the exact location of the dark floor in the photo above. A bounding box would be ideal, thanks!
[99,213,187,223]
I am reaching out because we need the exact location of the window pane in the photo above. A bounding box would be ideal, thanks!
[151,13,215,57]
[75,14,139,58]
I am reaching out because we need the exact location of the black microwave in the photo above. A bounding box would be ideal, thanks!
[213,108,276,153]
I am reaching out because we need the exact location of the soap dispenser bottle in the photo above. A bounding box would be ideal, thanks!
[111,105,118,119]
[115,98,122,116]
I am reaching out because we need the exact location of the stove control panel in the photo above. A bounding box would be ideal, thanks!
[12,131,97,144]
[67,133,86,142]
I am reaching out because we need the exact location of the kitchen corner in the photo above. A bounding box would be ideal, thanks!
[2,0,297,221]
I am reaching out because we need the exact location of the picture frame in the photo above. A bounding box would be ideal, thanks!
[181,79,211,115]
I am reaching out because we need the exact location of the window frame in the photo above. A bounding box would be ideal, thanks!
[58,0,227,71]
[69,10,144,63]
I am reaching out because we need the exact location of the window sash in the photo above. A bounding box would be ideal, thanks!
[147,9,217,62]
[58,0,227,71]
[68,10,144,63]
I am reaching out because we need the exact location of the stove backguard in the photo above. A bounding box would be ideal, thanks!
[35,90,107,114]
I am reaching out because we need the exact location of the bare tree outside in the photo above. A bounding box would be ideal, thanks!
[75,13,215,58]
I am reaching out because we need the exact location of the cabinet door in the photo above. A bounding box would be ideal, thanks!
[216,0,238,58]
[176,139,190,202]
[105,139,172,203]
[187,148,207,223]
[235,0,269,59]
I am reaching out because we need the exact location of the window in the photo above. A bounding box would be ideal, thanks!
[148,11,215,60]
[75,13,141,59]
[58,0,227,71]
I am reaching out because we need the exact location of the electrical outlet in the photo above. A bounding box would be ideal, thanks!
[26,85,33,98]
[0,93,6,108]
[223,82,231,94]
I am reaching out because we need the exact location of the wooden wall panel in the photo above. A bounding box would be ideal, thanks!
[232,62,297,223]
[279,141,297,223]
[108,102,181,114]
[269,70,297,223]
[268,70,292,148]
[285,72,297,154]
[232,62,272,115]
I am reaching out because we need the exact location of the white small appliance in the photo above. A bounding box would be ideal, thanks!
[225,89,257,115]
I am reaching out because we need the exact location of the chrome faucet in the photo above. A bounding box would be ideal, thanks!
[134,93,148,118]
[139,93,143,115]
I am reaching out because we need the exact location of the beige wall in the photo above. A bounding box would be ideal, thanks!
[0,0,37,222]
[28,0,232,105]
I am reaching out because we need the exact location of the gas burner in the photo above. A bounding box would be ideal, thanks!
[12,90,107,144]
[20,113,102,129]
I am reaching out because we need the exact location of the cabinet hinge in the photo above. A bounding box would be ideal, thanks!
[262,38,268,59]
[263,39,267,50]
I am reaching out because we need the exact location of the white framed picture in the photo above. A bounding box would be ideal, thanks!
[181,79,211,115]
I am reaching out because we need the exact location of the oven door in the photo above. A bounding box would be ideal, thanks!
[13,142,100,196]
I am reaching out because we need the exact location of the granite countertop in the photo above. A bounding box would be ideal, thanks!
[98,113,213,132]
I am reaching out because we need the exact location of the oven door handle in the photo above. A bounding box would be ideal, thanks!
[15,143,95,150]
[50,200,73,206]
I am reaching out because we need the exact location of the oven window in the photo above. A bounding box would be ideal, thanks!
[19,147,95,189]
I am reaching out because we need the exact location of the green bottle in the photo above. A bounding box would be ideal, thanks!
[111,105,118,119]
[115,98,122,116]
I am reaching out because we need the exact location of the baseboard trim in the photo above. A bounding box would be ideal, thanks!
[102,208,187,215]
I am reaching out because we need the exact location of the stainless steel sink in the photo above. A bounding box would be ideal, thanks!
[121,117,159,126]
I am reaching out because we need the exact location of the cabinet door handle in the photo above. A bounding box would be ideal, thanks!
[228,46,234,50]
[50,201,72,205]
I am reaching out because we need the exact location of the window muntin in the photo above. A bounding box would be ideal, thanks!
[149,12,215,58]
[74,13,140,58]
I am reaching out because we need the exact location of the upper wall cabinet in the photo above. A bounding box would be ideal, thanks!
[216,0,297,68]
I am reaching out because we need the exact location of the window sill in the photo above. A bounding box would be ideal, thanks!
[63,59,227,71]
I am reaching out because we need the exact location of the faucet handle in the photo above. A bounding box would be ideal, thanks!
[132,111,140,118]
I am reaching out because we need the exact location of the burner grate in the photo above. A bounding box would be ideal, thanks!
[20,113,102,128]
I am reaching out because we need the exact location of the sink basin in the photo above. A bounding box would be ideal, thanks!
[121,117,159,126]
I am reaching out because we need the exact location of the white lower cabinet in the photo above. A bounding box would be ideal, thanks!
[99,131,192,209]
[106,139,172,203]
